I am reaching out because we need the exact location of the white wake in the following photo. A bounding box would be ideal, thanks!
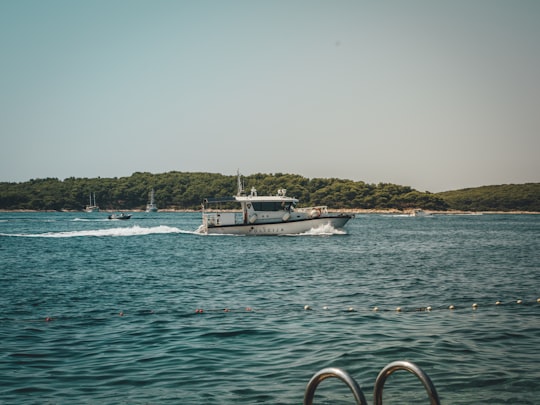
[1,225,193,238]
[298,223,347,236]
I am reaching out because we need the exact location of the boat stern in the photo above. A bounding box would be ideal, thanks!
[203,212,237,228]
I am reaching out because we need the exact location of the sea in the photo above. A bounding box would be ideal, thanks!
[0,211,538,404]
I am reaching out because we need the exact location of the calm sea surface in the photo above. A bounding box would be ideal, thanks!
[0,212,538,404]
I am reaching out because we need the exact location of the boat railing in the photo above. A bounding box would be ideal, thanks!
[295,205,329,214]
[304,360,440,405]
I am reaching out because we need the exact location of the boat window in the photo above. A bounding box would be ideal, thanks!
[252,202,284,211]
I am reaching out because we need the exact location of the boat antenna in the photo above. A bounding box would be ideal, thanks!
[236,170,245,196]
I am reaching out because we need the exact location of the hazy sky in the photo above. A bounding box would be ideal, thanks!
[1,0,539,192]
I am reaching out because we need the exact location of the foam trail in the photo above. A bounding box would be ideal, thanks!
[72,218,109,222]
[0,225,193,238]
[297,223,347,236]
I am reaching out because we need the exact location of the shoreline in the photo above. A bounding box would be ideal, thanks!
[1,209,538,215]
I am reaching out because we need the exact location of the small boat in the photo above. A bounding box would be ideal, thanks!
[108,213,132,220]
[146,189,158,212]
[85,193,100,212]
[198,172,354,235]
[410,209,431,217]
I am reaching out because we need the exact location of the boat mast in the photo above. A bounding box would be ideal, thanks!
[236,170,245,196]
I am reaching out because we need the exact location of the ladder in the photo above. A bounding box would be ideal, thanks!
[304,360,440,405]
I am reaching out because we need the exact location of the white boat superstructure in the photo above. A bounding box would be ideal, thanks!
[146,188,158,212]
[85,193,99,212]
[199,173,353,235]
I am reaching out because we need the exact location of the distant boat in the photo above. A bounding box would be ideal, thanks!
[108,213,131,220]
[199,172,353,235]
[146,189,158,212]
[411,209,431,217]
[85,193,100,212]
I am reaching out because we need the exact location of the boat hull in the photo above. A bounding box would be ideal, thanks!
[201,215,352,235]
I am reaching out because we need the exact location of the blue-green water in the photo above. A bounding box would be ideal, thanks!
[1,212,538,404]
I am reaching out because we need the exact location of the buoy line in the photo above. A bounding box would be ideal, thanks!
[310,298,540,314]
[9,298,539,322]
[193,298,539,315]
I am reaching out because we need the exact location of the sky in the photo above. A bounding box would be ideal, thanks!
[1,0,539,192]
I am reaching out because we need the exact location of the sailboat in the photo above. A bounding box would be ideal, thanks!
[145,188,158,212]
[85,193,100,212]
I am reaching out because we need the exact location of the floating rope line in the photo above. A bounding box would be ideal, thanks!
[11,298,540,322]
[306,298,540,314]
[189,299,540,315]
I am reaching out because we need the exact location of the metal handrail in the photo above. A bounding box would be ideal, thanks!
[373,361,441,405]
[303,361,440,405]
[303,367,367,405]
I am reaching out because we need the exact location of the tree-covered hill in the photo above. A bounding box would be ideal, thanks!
[435,183,540,212]
[0,172,537,212]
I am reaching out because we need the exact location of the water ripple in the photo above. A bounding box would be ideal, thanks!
[1,213,538,404]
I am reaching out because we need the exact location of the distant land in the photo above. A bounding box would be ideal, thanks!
[0,172,538,212]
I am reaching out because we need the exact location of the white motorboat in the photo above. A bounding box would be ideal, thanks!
[198,173,354,235]
[410,209,431,217]
[146,188,158,212]
[85,193,100,212]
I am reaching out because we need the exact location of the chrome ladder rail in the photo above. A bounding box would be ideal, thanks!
[373,360,440,405]
[304,361,440,405]
[304,367,367,405]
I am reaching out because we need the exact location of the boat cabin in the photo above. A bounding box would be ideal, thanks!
[203,187,301,227]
